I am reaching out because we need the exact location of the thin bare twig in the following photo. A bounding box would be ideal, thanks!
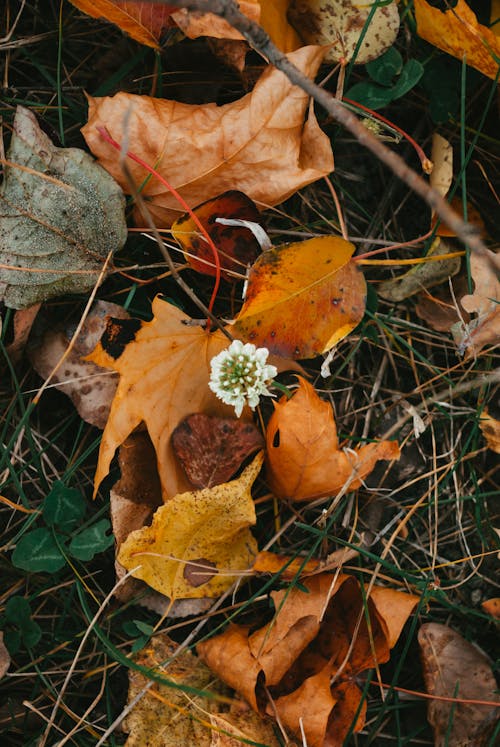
[152,0,490,258]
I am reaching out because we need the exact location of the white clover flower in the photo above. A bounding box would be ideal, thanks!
[209,340,277,418]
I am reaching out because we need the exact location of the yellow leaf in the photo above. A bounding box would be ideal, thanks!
[117,452,263,599]
[260,1,302,52]
[233,236,366,358]
[82,46,334,227]
[414,0,500,80]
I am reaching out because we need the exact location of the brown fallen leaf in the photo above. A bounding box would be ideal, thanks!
[266,376,400,501]
[123,633,279,747]
[478,409,500,454]
[88,296,297,500]
[118,452,263,599]
[418,622,500,747]
[232,236,366,358]
[0,632,10,680]
[252,548,358,580]
[452,248,500,356]
[82,45,334,227]
[171,413,264,488]
[415,275,471,333]
[481,598,500,620]
[5,303,41,363]
[198,573,419,747]
[29,301,128,429]
[414,0,500,80]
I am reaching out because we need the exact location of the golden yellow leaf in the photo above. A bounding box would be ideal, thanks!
[414,0,500,80]
[82,46,334,227]
[233,237,366,358]
[266,376,400,501]
[117,452,263,599]
[260,0,302,52]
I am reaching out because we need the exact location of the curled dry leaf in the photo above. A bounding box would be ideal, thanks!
[0,106,127,309]
[233,236,366,358]
[453,248,500,356]
[88,296,298,500]
[198,573,419,747]
[171,413,264,489]
[82,46,334,227]
[118,452,263,599]
[478,409,500,454]
[288,0,400,64]
[171,191,264,282]
[418,623,500,747]
[29,301,128,429]
[415,0,500,80]
[266,376,400,501]
[122,633,280,747]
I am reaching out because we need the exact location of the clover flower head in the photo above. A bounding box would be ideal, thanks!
[209,340,277,418]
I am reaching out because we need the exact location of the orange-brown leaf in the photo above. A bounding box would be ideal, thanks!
[478,409,500,454]
[414,0,500,80]
[68,0,177,48]
[82,46,334,227]
[266,376,400,501]
[481,597,500,619]
[233,237,366,358]
[171,191,263,281]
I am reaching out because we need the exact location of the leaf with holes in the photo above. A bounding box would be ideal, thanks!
[233,237,366,358]
[118,452,263,599]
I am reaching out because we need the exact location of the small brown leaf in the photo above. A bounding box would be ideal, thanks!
[481,598,500,619]
[418,622,500,747]
[172,413,264,488]
[478,409,500,454]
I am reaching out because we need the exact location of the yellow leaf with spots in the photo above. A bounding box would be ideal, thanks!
[117,452,263,599]
[414,0,500,80]
[232,236,366,359]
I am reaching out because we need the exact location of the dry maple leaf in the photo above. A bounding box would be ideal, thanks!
[82,45,334,227]
[232,236,366,358]
[198,573,419,747]
[452,248,500,356]
[418,623,500,746]
[414,0,500,80]
[117,452,263,599]
[266,376,400,501]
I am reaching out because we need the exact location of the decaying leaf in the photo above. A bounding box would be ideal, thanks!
[68,0,178,48]
[198,573,419,747]
[88,296,297,500]
[171,413,264,488]
[415,275,470,333]
[377,237,462,302]
[288,0,400,64]
[5,303,41,363]
[266,376,400,501]
[171,191,264,281]
[123,633,280,747]
[452,248,500,356]
[418,622,500,747]
[82,46,334,227]
[233,236,366,358]
[0,632,10,680]
[478,409,500,454]
[414,0,500,80]
[29,301,128,429]
[118,452,263,599]
[0,106,127,309]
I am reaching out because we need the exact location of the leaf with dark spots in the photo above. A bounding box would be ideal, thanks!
[172,413,264,488]
[100,317,142,359]
[171,191,264,282]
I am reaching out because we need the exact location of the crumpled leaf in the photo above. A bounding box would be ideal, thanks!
[171,413,264,488]
[198,573,419,747]
[418,623,500,747]
[68,0,178,48]
[171,191,264,282]
[29,301,128,429]
[288,0,400,64]
[110,432,212,617]
[452,248,500,356]
[377,237,462,302]
[82,46,334,227]
[266,376,400,501]
[88,296,298,500]
[0,106,127,309]
[123,633,279,747]
[118,452,263,599]
[414,0,500,80]
[233,236,366,358]
[478,408,500,454]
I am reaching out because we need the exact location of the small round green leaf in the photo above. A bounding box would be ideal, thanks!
[43,481,87,532]
[366,47,402,85]
[68,519,114,561]
[12,528,67,573]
